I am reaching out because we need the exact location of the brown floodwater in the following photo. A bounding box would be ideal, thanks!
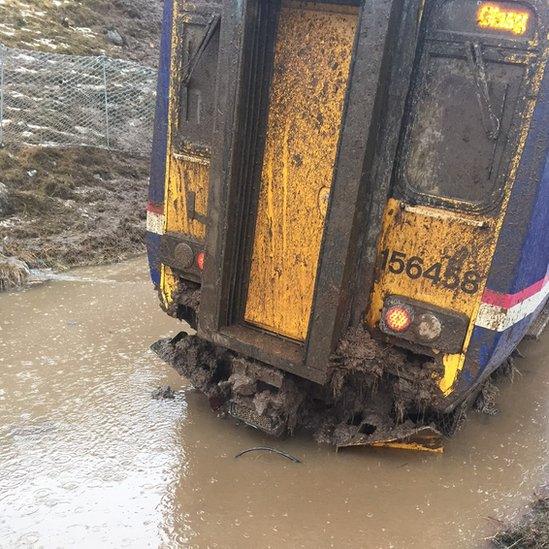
[0,257,547,548]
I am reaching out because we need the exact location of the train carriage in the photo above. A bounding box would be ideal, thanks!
[147,0,548,450]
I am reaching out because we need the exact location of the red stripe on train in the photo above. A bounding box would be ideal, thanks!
[482,273,549,309]
[147,201,164,215]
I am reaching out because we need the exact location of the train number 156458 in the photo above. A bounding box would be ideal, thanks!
[379,249,482,295]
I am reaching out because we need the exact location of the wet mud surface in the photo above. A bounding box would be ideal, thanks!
[0,146,148,290]
[0,257,547,548]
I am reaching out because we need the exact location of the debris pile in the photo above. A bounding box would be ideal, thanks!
[0,254,30,292]
[152,326,448,451]
[164,280,201,326]
[474,356,521,416]
[152,386,176,400]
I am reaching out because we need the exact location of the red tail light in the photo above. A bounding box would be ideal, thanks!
[196,251,205,271]
[384,305,413,333]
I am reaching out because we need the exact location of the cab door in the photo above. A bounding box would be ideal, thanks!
[199,0,403,383]
[243,1,359,342]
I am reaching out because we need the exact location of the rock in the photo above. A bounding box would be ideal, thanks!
[228,372,257,397]
[106,29,126,47]
[0,255,31,291]
[0,182,9,215]
[126,8,142,19]
[152,385,175,400]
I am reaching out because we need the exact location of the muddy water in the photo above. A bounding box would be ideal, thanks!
[0,257,547,548]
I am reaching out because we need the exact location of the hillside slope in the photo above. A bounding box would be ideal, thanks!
[0,0,164,65]
[0,0,164,289]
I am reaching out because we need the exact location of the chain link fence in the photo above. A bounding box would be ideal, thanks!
[0,44,157,155]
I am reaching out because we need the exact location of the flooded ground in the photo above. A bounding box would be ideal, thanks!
[0,257,547,548]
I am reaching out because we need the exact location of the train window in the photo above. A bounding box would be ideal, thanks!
[394,1,537,211]
[399,45,525,210]
[175,14,220,154]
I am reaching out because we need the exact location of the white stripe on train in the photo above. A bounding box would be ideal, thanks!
[146,211,165,235]
[475,282,549,332]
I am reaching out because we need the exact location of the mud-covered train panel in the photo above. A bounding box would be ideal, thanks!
[147,0,221,299]
[148,0,548,409]
[456,63,549,396]
[365,0,548,401]
[147,0,175,286]
[244,1,359,342]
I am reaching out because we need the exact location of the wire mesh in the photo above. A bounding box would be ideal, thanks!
[0,44,157,155]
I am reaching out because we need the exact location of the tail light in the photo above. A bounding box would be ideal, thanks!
[384,305,413,333]
[159,234,204,280]
[196,251,205,271]
[379,296,468,354]
[416,313,442,342]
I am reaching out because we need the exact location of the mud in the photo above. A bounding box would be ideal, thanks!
[0,257,547,547]
[475,378,502,416]
[474,358,522,417]
[153,324,453,449]
[0,145,148,290]
[0,255,30,291]
[152,385,176,400]
[164,279,202,326]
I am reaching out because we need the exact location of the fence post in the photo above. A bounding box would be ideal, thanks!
[101,54,110,148]
[0,44,5,147]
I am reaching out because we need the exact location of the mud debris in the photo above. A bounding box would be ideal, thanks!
[474,358,522,416]
[474,378,501,416]
[153,326,449,450]
[164,280,201,327]
[330,326,444,411]
[0,254,30,292]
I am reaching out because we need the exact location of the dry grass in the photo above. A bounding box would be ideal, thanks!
[0,145,149,283]
[0,254,30,291]
[0,0,162,66]
[0,1,161,291]
[491,495,549,549]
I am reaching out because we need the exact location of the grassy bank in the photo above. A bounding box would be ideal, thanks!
[0,0,163,66]
[0,146,149,290]
[491,494,549,548]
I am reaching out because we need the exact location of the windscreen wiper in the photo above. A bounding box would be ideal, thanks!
[466,41,501,141]
[182,13,221,87]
